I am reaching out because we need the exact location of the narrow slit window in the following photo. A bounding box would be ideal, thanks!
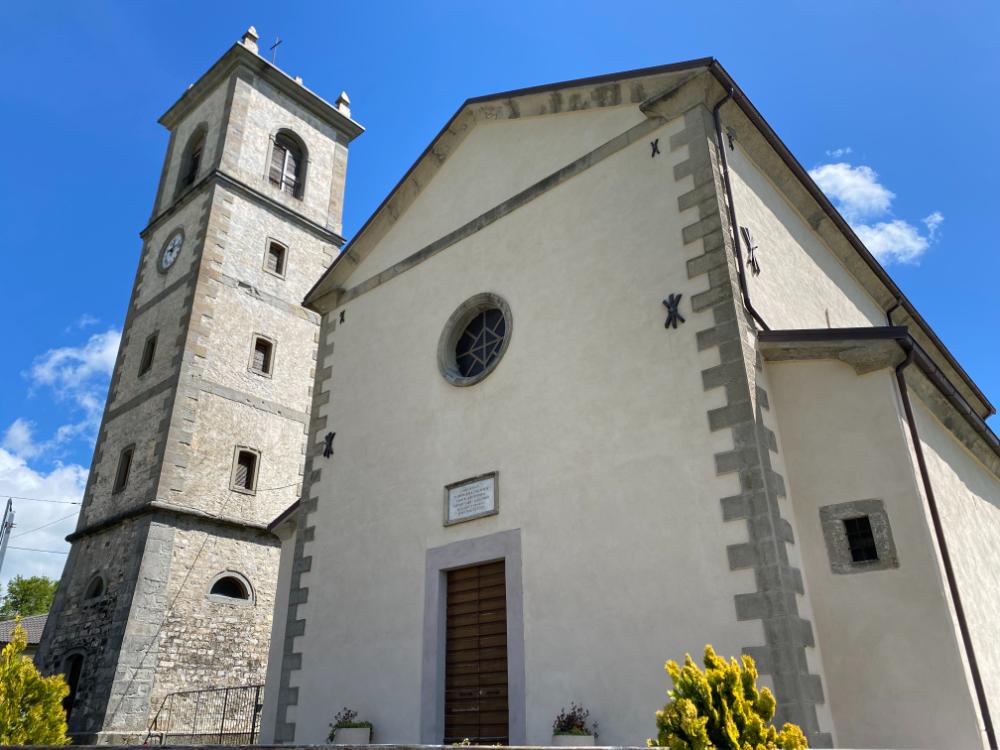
[250,337,274,376]
[112,445,134,494]
[843,516,879,563]
[138,333,157,376]
[265,241,287,277]
[232,448,258,493]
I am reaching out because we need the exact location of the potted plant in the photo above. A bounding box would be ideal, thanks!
[552,702,598,746]
[327,707,373,745]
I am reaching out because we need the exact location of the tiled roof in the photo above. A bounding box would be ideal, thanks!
[0,613,48,645]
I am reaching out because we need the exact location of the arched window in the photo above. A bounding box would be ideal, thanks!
[84,575,104,600]
[268,131,306,198]
[176,126,207,196]
[208,572,253,603]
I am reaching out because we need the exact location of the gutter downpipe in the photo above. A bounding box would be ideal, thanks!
[895,346,998,750]
[712,91,769,332]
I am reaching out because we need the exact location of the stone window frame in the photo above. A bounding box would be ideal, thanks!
[819,498,899,574]
[111,444,135,495]
[230,445,261,495]
[437,293,513,387]
[248,333,277,378]
[206,569,255,607]
[83,574,105,601]
[263,237,289,279]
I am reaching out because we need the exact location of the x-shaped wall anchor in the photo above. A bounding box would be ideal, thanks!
[650,138,660,158]
[740,226,761,276]
[323,431,336,458]
[663,293,685,329]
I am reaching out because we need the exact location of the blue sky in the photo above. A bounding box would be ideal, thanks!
[1,1,997,589]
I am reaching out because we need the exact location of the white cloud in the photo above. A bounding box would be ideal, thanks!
[923,211,944,240]
[854,221,929,265]
[826,146,853,158]
[808,162,894,222]
[0,447,85,591]
[2,419,43,460]
[25,328,121,445]
[809,159,942,265]
[0,327,119,594]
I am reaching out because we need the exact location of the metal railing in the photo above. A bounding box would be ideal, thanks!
[146,684,264,745]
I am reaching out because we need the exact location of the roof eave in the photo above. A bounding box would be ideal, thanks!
[707,61,993,417]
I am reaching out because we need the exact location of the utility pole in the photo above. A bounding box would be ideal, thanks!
[0,499,14,578]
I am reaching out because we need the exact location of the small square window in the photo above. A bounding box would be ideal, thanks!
[231,448,259,494]
[264,240,287,278]
[138,333,158,376]
[820,498,898,574]
[112,445,135,494]
[250,336,274,376]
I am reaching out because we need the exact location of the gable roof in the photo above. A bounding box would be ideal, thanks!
[0,613,48,645]
[304,58,993,420]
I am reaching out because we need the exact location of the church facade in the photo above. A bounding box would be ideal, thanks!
[259,60,1000,750]
[34,29,362,743]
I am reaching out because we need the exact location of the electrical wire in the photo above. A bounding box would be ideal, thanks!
[7,545,68,555]
[12,511,79,539]
[3,494,81,505]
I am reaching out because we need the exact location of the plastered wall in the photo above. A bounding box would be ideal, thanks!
[765,358,985,749]
[346,105,646,287]
[726,143,885,330]
[286,109,809,745]
[914,397,1000,727]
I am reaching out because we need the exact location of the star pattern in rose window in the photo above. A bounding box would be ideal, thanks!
[455,309,507,378]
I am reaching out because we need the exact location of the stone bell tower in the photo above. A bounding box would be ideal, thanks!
[34,28,363,743]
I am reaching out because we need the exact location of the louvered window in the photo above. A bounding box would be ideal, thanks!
[232,449,258,493]
[178,128,206,194]
[265,241,287,276]
[250,336,274,375]
[138,333,157,376]
[113,445,135,494]
[268,133,304,197]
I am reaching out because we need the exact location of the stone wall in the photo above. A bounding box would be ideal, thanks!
[33,519,152,739]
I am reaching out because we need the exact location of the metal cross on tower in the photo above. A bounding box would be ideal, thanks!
[269,36,283,64]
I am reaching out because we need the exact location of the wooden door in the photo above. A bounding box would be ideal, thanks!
[444,560,509,744]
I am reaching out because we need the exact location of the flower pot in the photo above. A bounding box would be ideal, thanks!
[332,726,371,744]
[551,734,594,746]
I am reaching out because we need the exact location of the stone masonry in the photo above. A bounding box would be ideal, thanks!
[34,32,362,743]
[673,103,831,746]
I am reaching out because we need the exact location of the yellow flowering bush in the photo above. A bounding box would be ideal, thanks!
[0,621,70,745]
[650,645,807,750]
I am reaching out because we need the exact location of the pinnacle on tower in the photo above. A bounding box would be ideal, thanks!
[336,91,351,117]
[241,26,259,54]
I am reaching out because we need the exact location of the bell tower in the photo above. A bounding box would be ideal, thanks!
[34,28,363,743]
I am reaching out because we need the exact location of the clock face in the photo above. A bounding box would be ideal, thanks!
[160,233,183,271]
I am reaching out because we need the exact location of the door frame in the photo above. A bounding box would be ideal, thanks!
[421,529,525,744]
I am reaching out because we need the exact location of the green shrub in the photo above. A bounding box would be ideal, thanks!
[0,622,70,745]
[650,645,807,750]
